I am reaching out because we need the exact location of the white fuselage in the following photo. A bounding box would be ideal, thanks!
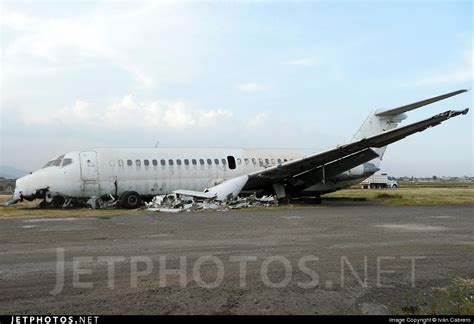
[14,147,369,201]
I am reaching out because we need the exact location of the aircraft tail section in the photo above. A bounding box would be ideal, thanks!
[351,89,468,167]
[351,111,404,166]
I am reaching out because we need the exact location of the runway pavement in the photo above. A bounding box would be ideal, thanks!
[0,202,472,314]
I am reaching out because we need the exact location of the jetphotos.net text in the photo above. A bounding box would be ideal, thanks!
[51,248,425,295]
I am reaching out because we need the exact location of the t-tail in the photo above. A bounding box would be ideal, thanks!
[352,89,468,170]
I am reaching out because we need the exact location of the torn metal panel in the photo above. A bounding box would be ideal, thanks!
[205,175,249,201]
[85,194,117,210]
[173,175,249,202]
[172,190,216,200]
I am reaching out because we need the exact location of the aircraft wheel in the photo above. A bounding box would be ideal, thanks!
[120,191,142,209]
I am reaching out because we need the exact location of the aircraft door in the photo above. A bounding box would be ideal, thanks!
[79,151,99,181]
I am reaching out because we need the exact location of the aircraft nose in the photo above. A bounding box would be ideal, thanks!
[13,174,35,199]
[13,177,25,199]
[6,177,26,205]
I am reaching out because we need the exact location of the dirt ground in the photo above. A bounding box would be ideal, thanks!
[0,202,472,314]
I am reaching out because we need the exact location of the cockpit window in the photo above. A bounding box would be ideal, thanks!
[42,155,65,168]
[42,160,55,168]
[62,158,73,167]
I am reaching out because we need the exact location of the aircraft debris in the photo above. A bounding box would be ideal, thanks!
[145,194,278,213]
[85,194,117,210]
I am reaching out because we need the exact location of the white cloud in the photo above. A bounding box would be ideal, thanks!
[1,11,34,30]
[22,95,237,133]
[415,48,473,86]
[248,112,269,128]
[2,3,211,89]
[288,57,320,66]
[237,82,267,92]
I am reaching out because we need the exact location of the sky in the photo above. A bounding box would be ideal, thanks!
[1,0,472,177]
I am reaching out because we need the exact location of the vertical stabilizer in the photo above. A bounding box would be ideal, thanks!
[352,111,406,167]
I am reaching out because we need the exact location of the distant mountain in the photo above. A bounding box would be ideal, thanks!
[0,165,29,179]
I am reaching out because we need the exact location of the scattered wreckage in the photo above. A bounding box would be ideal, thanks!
[7,186,278,212]
[145,193,278,213]
[83,192,278,212]
[7,171,279,211]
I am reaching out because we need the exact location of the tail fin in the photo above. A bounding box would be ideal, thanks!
[352,89,468,167]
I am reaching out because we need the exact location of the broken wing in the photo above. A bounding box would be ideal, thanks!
[247,108,469,185]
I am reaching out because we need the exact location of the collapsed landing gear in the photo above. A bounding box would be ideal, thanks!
[119,191,142,209]
[39,195,65,208]
[278,195,292,205]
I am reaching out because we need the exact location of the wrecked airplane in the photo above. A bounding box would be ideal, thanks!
[6,89,470,209]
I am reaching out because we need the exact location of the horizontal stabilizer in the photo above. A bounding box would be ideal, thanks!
[375,89,468,117]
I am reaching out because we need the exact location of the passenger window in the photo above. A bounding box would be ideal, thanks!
[136,160,141,166]
[252,158,256,165]
[221,159,226,165]
[177,159,182,166]
[259,158,263,166]
[277,159,282,164]
[214,159,219,165]
[284,159,288,162]
[271,159,275,164]
[161,159,166,166]
[144,159,149,166]
[184,159,189,165]
[244,158,249,164]
[192,159,197,165]
[237,158,242,164]
[200,159,205,165]
[265,158,269,165]
[227,156,236,169]
[207,159,212,165]
[118,160,124,166]
[62,158,73,167]
[127,160,133,166]
[169,159,174,166]
[152,159,158,166]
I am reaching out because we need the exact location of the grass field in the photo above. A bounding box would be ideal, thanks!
[0,195,138,219]
[396,181,473,188]
[325,187,474,205]
[0,184,472,218]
